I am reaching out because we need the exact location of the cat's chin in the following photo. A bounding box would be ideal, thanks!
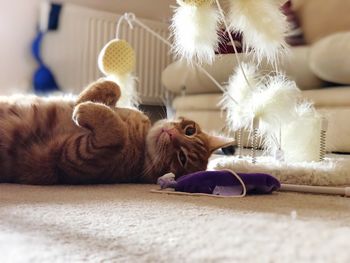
[154,127,173,145]
[146,125,171,156]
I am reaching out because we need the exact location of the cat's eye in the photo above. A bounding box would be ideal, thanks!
[177,150,187,167]
[184,125,196,136]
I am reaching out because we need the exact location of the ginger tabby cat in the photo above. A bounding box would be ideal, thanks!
[0,79,234,185]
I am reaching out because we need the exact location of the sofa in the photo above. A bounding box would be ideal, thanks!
[162,0,350,153]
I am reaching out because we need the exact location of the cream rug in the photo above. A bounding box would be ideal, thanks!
[1,184,350,263]
[210,155,350,186]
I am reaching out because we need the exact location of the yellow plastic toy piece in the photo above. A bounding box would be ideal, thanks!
[98,39,135,77]
[176,0,214,7]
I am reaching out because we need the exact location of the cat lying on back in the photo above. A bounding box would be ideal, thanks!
[0,79,234,185]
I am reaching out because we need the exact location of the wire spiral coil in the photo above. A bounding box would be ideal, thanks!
[237,128,243,158]
[319,118,328,162]
[251,118,259,164]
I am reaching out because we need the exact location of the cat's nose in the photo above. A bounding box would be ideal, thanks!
[162,128,177,138]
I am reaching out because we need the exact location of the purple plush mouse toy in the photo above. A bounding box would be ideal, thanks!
[157,170,280,197]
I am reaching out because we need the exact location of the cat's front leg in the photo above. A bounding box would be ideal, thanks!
[76,79,121,107]
[55,102,126,184]
[72,101,126,147]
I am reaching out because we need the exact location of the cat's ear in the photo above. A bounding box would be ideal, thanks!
[206,134,235,153]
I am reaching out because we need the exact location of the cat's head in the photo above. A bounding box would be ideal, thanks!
[145,117,234,181]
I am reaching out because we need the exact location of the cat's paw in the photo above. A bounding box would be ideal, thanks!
[72,101,91,127]
[73,101,113,131]
[76,79,121,107]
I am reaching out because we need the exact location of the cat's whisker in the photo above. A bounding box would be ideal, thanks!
[157,111,166,120]
[160,104,168,119]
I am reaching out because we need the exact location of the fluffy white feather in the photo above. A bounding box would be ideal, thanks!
[252,75,300,132]
[222,66,303,153]
[250,75,301,153]
[106,74,139,109]
[228,0,289,64]
[171,4,220,64]
[220,63,260,131]
[281,102,323,162]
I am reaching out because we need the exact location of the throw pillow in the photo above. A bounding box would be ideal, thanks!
[309,32,350,85]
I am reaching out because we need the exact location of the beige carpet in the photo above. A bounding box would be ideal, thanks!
[1,184,350,263]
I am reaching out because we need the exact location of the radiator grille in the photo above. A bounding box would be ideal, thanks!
[43,4,172,105]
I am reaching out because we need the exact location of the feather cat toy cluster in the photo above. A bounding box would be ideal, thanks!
[170,0,328,163]
[167,0,345,197]
[98,1,328,163]
[97,0,330,164]
[96,1,340,197]
[171,0,288,64]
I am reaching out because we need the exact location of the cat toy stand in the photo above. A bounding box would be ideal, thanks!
[106,7,348,196]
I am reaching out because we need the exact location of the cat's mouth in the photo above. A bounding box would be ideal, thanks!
[157,130,172,144]
[154,126,179,149]
[147,123,178,155]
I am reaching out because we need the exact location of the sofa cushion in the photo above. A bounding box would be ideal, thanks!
[173,94,222,111]
[318,107,350,153]
[293,0,350,44]
[162,54,247,95]
[173,87,350,112]
[303,87,350,108]
[282,46,323,90]
[163,47,323,95]
[175,110,226,134]
[309,32,350,85]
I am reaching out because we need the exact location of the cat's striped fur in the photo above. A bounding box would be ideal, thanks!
[0,79,234,185]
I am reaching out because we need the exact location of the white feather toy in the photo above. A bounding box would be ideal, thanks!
[252,75,300,133]
[252,75,300,153]
[281,102,323,162]
[171,0,220,64]
[105,74,138,108]
[221,63,260,131]
[227,0,289,64]
[222,66,302,155]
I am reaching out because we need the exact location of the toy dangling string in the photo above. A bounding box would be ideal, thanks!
[117,12,238,105]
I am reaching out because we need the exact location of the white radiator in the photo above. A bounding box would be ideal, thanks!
[43,4,172,105]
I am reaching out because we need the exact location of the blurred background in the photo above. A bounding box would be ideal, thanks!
[0,0,175,98]
[0,0,349,153]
